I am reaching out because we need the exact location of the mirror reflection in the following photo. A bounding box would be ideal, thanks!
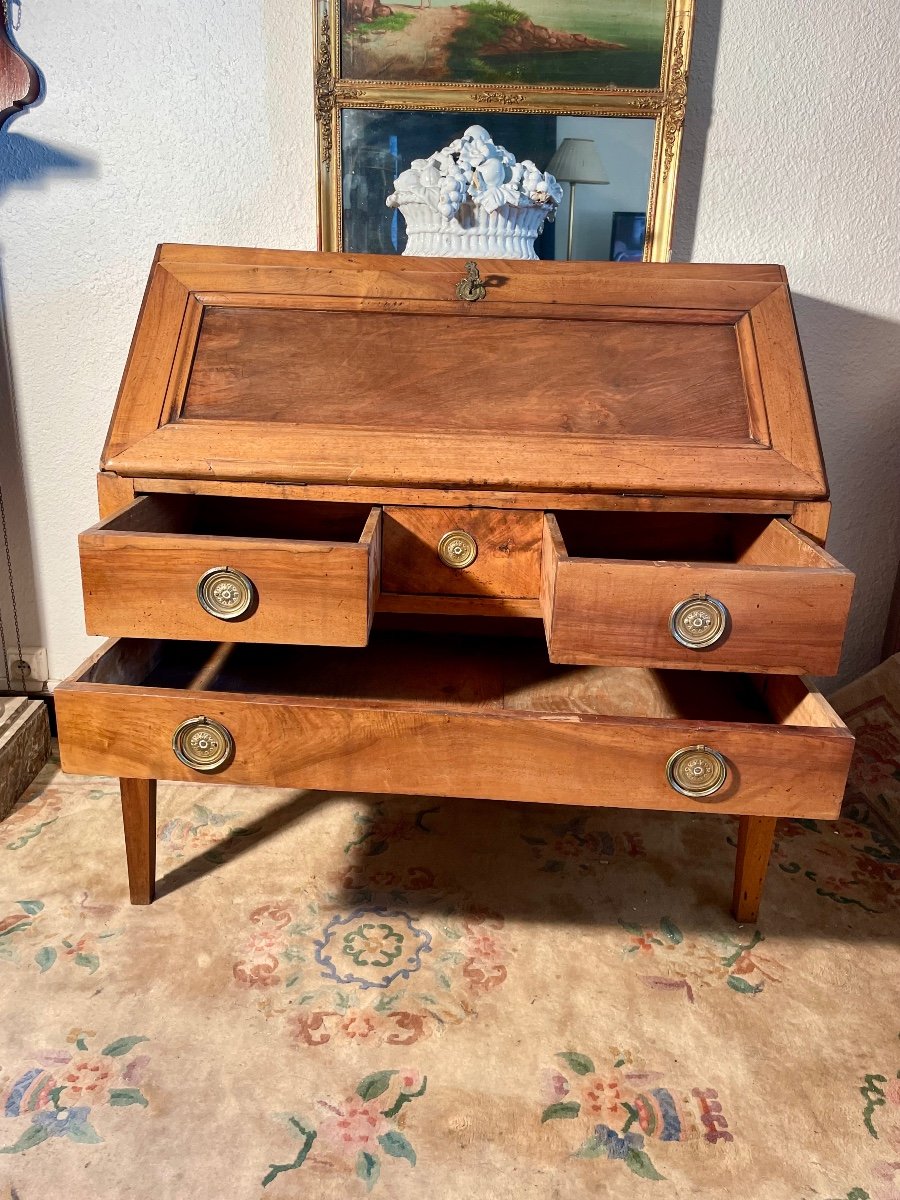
[341,110,656,260]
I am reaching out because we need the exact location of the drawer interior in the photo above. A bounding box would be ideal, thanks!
[551,511,834,568]
[103,494,375,543]
[75,633,842,730]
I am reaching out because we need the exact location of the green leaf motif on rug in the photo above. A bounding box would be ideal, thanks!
[726,975,762,995]
[659,918,683,944]
[357,1149,381,1191]
[557,1051,595,1075]
[861,1073,888,1137]
[0,1123,51,1154]
[109,1088,149,1108]
[101,1035,148,1057]
[625,1148,665,1180]
[542,1101,581,1122]
[35,946,56,972]
[378,1131,416,1165]
[357,1071,396,1101]
[66,1119,103,1144]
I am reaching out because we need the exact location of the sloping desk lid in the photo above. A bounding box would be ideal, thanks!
[102,245,827,499]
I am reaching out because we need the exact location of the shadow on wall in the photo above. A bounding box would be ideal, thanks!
[0,112,97,688]
[793,294,900,687]
[0,130,93,201]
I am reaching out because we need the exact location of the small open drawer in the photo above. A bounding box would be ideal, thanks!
[56,633,853,820]
[79,495,381,646]
[542,512,854,674]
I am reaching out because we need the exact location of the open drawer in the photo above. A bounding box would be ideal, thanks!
[542,512,854,674]
[79,496,381,646]
[56,632,854,820]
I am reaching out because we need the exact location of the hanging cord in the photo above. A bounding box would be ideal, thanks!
[2,2,22,33]
[0,483,26,690]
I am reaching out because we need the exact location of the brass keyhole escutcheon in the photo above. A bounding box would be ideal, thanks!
[437,529,478,569]
[196,566,256,621]
[669,594,729,649]
[666,745,728,797]
[172,716,235,773]
[455,260,486,302]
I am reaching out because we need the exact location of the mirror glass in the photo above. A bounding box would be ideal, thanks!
[341,109,656,261]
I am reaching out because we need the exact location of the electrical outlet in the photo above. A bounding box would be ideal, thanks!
[5,647,48,685]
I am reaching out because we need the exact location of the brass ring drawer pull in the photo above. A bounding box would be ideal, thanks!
[196,566,256,620]
[666,745,728,797]
[669,594,729,649]
[437,529,478,569]
[172,716,235,773]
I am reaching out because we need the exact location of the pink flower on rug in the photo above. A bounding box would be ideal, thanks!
[871,1160,900,1200]
[316,1097,390,1152]
[397,1069,423,1093]
[583,1074,625,1121]
[61,1058,115,1104]
[540,1069,570,1104]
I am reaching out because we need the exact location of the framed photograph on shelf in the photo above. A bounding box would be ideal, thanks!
[314,0,694,261]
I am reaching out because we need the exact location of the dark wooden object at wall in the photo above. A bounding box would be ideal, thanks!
[883,561,900,660]
[0,2,38,129]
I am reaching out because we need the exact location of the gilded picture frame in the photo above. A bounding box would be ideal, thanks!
[314,0,694,261]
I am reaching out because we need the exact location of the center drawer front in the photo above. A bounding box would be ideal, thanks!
[381,506,542,597]
[542,514,854,674]
[79,496,381,646]
[55,638,854,821]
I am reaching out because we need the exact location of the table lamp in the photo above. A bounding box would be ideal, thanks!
[546,138,609,260]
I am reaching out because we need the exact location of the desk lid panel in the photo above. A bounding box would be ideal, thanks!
[102,246,826,500]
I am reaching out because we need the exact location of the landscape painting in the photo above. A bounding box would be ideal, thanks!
[339,0,669,88]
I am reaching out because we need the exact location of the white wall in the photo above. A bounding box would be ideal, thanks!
[674,0,900,686]
[1,0,898,689]
[0,0,317,687]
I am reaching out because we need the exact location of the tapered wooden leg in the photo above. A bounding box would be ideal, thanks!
[119,778,157,905]
[731,815,777,923]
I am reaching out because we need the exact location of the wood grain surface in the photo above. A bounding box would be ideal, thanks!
[79,497,381,646]
[55,634,854,820]
[381,506,542,597]
[99,247,828,500]
[182,306,752,441]
[543,514,854,674]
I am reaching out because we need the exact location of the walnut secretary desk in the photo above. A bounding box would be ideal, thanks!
[55,246,856,923]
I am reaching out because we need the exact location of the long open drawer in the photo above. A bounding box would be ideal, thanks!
[55,631,854,819]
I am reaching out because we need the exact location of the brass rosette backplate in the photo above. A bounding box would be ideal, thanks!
[437,530,478,570]
[669,594,729,649]
[666,745,728,797]
[172,716,235,773]
[196,566,256,621]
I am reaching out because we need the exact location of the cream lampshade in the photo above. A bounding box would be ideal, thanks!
[546,138,609,261]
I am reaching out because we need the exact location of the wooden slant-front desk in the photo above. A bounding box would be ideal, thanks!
[55,246,856,921]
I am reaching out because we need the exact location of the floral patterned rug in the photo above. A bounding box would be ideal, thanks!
[2,658,900,1199]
